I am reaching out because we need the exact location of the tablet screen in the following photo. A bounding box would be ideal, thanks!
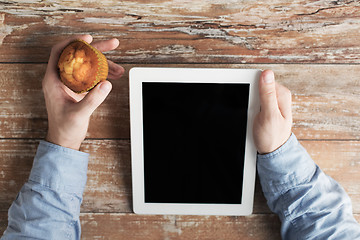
[142,82,250,204]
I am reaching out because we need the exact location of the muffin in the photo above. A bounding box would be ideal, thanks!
[57,39,109,93]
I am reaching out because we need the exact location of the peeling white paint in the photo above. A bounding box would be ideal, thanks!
[43,15,63,26]
[0,14,31,45]
[126,45,195,55]
[81,17,134,26]
[162,215,182,238]
[0,14,13,45]
[132,26,255,48]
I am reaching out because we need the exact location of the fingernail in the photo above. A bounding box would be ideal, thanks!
[263,72,274,84]
[113,38,120,46]
[100,82,112,93]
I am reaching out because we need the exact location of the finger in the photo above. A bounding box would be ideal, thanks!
[91,38,119,52]
[107,60,125,80]
[276,83,292,120]
[76,80,112,117]
[259,70,279,116]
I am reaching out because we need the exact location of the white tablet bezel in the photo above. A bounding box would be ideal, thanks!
[129,67,260,216]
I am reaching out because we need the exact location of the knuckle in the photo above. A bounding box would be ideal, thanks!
[264,89,276,96]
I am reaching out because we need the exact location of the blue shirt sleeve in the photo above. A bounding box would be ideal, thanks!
[1,140,89,240]
[257,134,360,239]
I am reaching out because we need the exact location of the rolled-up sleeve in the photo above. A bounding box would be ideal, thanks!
[257,134,360,239]
[1,141,89,240]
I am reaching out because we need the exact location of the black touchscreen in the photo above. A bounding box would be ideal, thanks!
[142,82,250,204]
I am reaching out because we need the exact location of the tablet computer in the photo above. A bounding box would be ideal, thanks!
[129,67,260,216]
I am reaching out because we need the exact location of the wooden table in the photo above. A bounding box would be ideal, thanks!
[1,1,360,239]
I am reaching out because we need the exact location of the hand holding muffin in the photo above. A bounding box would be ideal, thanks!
[42,35,124,150]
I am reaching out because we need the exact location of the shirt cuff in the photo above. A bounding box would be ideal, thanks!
[29,140,89,195]
[257,133,317,193]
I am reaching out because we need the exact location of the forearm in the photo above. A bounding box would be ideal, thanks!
[257,134,360,239]
[1,141,89,240]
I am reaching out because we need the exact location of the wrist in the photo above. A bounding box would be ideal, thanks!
[258,132,292,155]
[258,133,294,157]
[46,131,83,150]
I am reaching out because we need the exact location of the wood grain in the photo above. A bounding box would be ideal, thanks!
[79,213,282,240]
[0,212,282,240]
[1,63,360,139]
[1,1,360,64]
[2,212,360,239]
[1,139,360,216]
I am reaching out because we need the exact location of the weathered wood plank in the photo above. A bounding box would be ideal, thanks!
[1,139,360,215]
[0,64,130,139]
[1,63,360,139]
[1,1,360,63]
[0,140,37,211]
[79,213,282,240]
[301,141,360,213]
[0,211,282,240]
[81,140,132,213]
[2,212,360,239]
[0,139,133,213]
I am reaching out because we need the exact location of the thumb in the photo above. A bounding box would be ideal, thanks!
[77,81,112,116]
[259,70,279,115]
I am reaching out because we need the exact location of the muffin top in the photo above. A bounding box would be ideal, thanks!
[58,40,104,93]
